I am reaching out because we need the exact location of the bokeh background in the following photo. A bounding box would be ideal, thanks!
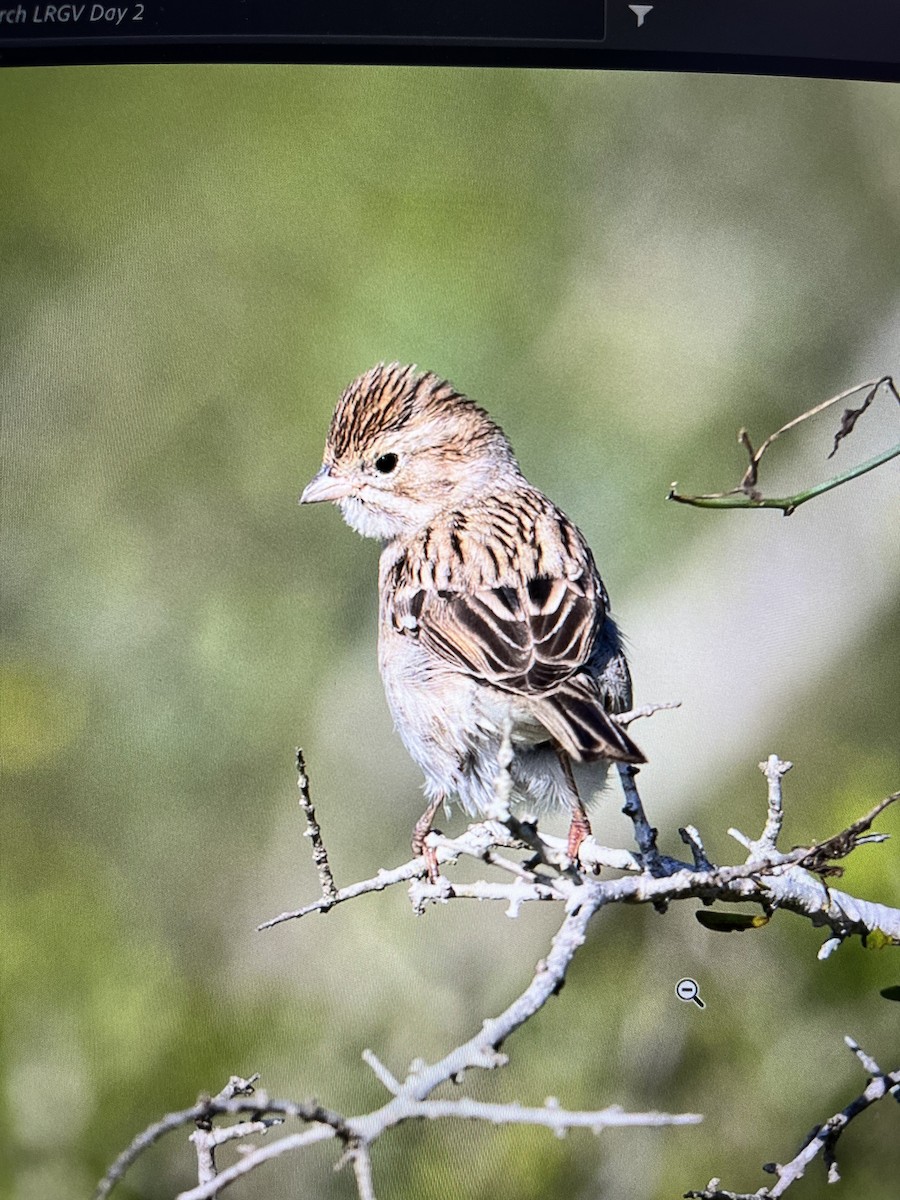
[1,65,898,1200]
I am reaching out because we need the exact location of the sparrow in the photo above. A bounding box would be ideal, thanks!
[300,363,644,869]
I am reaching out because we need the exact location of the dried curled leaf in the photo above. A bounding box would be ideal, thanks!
[695,910,770,933]
[670,374,899,513]
[828,385,878,459]
[798,793,897,873]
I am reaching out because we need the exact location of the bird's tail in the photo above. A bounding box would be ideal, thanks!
[534,678,645,764]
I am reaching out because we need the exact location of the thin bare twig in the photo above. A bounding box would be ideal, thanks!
[685,1038,900,1199]
[750,755,792,854]
[99,746,899,1200]
[349,1144,377,1200]
[93,1077,348,1200]
[798,792,898,876]
[102,894,700,1200]
[261,759,899,950]
[296,748,338,902]
[613,699,682,727]
[177,1127,338,1200]
[668,375,900,515]
[679,824,714,871]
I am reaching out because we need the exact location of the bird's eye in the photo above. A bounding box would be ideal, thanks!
[375,453,398,474]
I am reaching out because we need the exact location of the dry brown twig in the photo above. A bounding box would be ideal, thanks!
[668,374,900,514]
[295,747,338,903]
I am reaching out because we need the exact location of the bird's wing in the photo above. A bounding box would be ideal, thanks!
[385,502,643,763]
[399,571,597,694]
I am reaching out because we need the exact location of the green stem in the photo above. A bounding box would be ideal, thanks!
[669,441,900,516]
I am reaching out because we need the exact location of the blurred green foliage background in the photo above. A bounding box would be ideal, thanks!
[1,65,898,1200]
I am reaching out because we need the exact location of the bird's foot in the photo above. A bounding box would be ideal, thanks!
[423,844,441,884]
[412,796,445,883]
[566,809,593,867]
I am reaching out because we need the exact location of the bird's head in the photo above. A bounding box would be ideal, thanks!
[300,363,518,540]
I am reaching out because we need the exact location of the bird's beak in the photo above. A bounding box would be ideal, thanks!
[299,466,352,505]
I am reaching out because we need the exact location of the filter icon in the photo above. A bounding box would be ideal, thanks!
[628,5,654,27]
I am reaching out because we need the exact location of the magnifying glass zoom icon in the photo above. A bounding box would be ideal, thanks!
[676,977,705,1008]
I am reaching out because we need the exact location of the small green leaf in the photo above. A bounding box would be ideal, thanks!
[879,985,900,1002]
[864,929,898,950]
[695,910,769,933]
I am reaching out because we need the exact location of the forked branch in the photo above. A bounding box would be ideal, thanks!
[668,375,899,514]
[686,1038,900,1199]
[96,733,898,1200]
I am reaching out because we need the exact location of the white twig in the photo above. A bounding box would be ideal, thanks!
[408,876,567,917]
[483,718,515,821]
[362,1049,401,1095]
[540,830,642,874]
[360,1095,700,1133]
[99,754,898,1200]
[687,1039,900,1198]
[613,699,682,727]
[258,856,431,929]
[187,1076,274,1185]
[190,1120,280,1184]
[752,755,792,854]
[190,1128,216,1186]
[176,1126,338,1200]
[349,1144,377,1200]
[816,936,843,961]
[680,824,713,870]
[844,1035,884,1077]
[204,1120,280,1147]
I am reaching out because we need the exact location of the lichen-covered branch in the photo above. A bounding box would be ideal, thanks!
[262,755,899,951]
[97,887,700,1200]
[686,1037,900,1199]
[97,737,897,1200]
[94,1076,348,1200]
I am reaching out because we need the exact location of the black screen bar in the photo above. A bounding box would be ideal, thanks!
[1,0,898,75]
[0,0,605,44]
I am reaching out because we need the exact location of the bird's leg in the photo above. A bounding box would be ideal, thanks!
[412,794,444,883]
[557,751,592,863]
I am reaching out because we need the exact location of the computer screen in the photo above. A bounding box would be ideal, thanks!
[2,8,898,1200]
